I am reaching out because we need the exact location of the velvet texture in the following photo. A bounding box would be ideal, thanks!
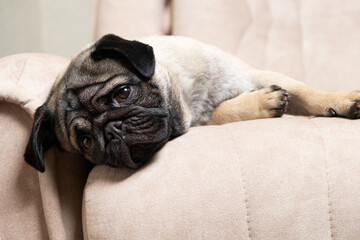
[1,1,360,239]
[94,0,360,91]
[0,54,92,239]
[84,118,360,239]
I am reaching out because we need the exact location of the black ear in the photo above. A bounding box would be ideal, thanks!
[24,105,55,172]
[91,34,155,79]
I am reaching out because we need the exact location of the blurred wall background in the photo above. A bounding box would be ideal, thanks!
[0,0,96,58]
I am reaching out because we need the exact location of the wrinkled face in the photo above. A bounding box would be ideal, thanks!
[24,34,177,172]
[55,38,170,168]
[56,68,170,169]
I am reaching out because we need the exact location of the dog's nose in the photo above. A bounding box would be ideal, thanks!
[105,121,123,141]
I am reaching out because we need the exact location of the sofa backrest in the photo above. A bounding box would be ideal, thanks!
[93,0,360,91]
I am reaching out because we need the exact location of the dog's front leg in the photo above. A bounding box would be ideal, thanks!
[207,85,289,125]
[249,70,360,118]
[207,69,360,125]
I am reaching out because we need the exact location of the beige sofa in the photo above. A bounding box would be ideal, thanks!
[1,1,360,239]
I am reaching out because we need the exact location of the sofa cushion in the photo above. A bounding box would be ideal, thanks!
[83,117,360,239]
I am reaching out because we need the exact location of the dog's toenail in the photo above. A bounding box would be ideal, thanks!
[270,85,281,91]
[328,108,337,116]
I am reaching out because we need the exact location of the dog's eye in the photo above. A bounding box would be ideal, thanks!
[114,85,131,103]
[79,136,93,150]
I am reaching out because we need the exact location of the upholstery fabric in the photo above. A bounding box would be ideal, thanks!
[1,0,360,239]
[93,0,170,40]
[84,117,360,240]
[93,0,360,91]
[0,54,92,239]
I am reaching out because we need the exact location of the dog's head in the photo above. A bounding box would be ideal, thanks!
[24,34,183,172]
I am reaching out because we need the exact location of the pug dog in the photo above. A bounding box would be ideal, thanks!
[24,34,360,172]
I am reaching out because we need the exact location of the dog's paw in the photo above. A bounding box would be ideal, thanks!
[348,98,360,119]
[260,85,289,118]
[327,91,360,119]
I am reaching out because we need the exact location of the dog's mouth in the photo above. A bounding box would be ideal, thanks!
[105,138,140,168]
[105,139,168,168]
[101,108,171,168]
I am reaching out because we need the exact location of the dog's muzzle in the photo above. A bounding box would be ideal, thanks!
[99,107,171,169]
[104,120,141,168]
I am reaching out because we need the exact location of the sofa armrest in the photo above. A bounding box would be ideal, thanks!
[83,117,360,239]
[0,54,91,239]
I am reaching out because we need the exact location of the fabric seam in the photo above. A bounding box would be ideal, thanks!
[15,58,27,83]
[311,119,334,240]
[224,125,252,240]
